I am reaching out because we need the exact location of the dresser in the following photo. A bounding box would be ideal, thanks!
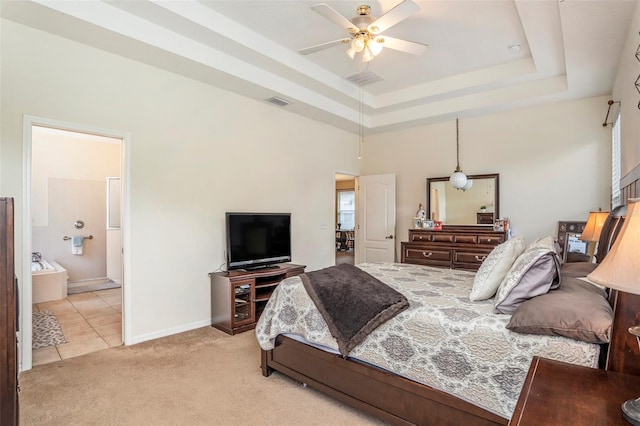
[400,225,507,271]
[0,197,18,425]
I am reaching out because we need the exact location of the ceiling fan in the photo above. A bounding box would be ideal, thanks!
[298,0,428,62]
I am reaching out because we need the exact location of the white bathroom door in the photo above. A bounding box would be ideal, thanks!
[355,174,396,264]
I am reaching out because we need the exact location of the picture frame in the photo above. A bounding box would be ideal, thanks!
[413,217,423,229]
[565,233,587,253]
[556,221,586,261]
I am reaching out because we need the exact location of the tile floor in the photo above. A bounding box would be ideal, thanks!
[32,287,122,366]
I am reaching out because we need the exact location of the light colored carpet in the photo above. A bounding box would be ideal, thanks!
[32,310,66,349]
[19,327,385,425]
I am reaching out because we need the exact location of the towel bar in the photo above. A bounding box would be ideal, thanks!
[63,235,93,241]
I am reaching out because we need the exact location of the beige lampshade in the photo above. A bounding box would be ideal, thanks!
[587,198,640,295]
[580,210,609,242]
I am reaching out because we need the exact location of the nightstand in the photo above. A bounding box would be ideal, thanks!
[510,356,640,425]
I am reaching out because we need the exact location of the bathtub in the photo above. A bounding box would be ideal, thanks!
[32,259,68,303]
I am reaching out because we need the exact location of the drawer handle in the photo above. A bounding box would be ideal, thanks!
[487,238,492,242]
[475,255,487,262]
[418,236,423,240]
[422,252,433,258]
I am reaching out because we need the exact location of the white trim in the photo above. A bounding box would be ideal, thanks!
[21,115,133,371]
[129,319,211,345]
[21,121,33,372]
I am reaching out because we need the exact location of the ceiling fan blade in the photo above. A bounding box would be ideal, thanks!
[311,3,358,34]
[381,36,428,55]
[298,38,351,55]
[367,0,420,34]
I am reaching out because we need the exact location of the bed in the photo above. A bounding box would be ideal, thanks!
[256,213,624,425]
[256,264,616,424]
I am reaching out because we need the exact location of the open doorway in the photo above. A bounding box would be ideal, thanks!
[335,173,356,266]
[22,116,128,371]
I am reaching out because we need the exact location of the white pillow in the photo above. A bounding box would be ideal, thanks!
[528,235,555,251]
[470,236,526,301]
[529,235,563,261]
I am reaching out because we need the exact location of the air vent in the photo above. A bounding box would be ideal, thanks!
[265,96,291,107]
[345,69,383,86]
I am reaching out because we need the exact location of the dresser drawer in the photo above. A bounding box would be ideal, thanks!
[431,233,455,243]
[454,251,490,265]
[410,232,432,242]
[454,235,478,244]
[404,247,451,262]
[478,235,503,246]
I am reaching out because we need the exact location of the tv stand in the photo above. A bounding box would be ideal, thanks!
[208,263,306,335]
[241,264,280,272]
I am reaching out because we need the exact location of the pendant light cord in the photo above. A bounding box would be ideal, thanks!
[455,118,461,172]
[357,62,370,160]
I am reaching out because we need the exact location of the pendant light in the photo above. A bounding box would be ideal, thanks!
[449,118,468,190]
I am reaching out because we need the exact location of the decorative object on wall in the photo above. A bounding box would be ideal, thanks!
[298,1,427,63]
[449,118,468,190]
[602,99,621,127]
[587,198,640,425]
[427,173,500,225]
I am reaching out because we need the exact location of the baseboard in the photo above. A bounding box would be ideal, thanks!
[129,319,212,345]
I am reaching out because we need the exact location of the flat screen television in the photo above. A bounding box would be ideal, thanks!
[225,212,292,271]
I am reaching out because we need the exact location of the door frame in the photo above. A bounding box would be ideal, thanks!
[21,114,132,371]
[335,172,359,262]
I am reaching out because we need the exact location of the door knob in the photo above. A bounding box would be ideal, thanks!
[385,235,394,239]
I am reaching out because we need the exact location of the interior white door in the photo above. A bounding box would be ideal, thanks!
[355,173,396,264]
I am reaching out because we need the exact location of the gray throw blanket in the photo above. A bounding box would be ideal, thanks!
[300,263,409,358]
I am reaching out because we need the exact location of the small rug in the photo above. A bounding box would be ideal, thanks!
[67,278,120,295]
[32,310,66,349]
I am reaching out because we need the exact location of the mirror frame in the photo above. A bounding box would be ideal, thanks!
[426,173,500,225]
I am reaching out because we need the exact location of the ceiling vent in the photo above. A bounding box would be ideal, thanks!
[345,69,383,86]
[265,96,291,107]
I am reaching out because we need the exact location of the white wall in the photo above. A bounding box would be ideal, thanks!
[1,20,360,347]
[362,97,612,248]
[612,0,640,179]
[1,11,629,358]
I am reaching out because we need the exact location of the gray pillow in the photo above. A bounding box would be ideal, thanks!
[506,277,612,344]
[494,246,561,314]
[560,262,598,278]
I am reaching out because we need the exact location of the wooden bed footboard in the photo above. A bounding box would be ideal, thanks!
[261,335,508,426]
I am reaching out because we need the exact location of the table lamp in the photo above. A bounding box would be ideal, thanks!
[587,198,640,425]
[580,209,609,262]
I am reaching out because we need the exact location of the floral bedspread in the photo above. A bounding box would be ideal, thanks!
[255,262,600,419]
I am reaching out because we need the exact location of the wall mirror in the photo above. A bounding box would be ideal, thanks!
[427,173,499,225]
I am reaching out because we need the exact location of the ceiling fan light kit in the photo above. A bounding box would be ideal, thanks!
[300,1,426,63]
